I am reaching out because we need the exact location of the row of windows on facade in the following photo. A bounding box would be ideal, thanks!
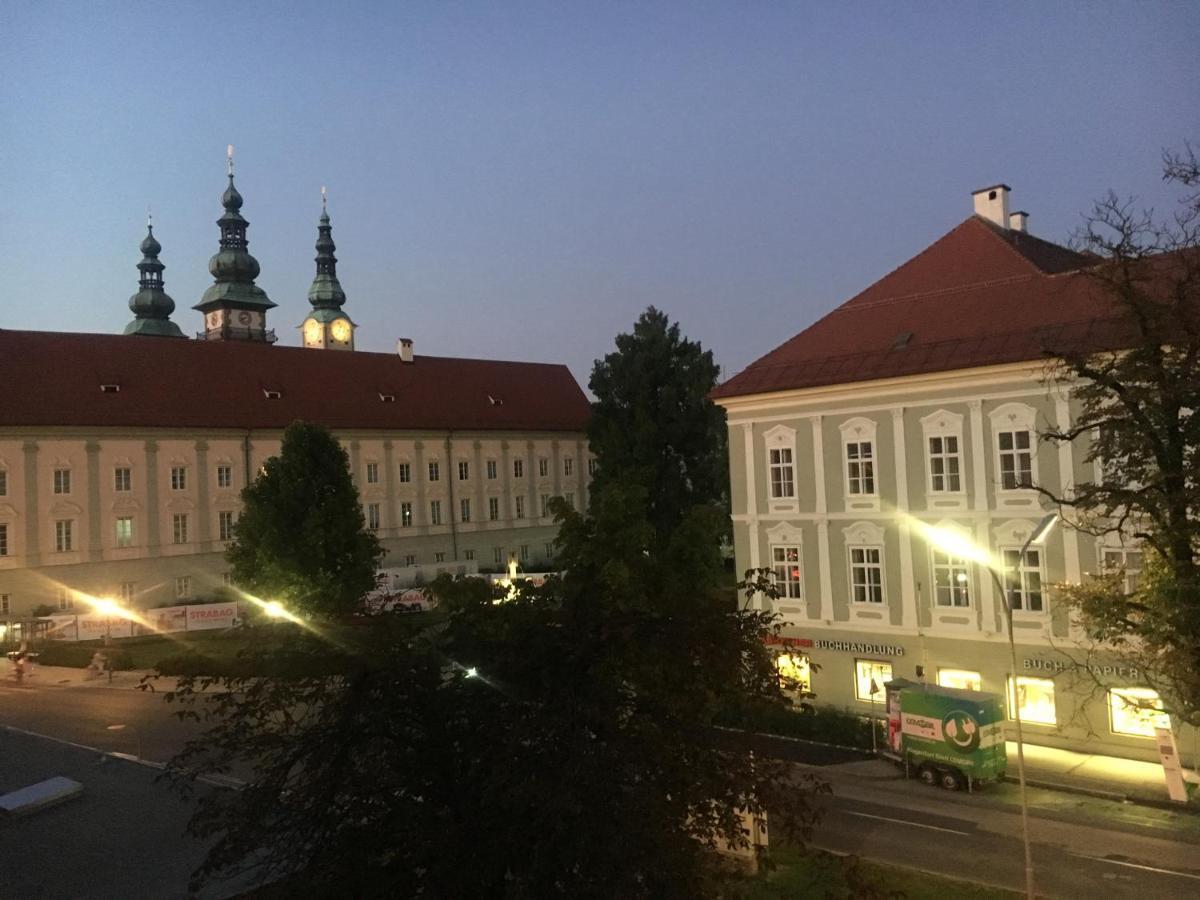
[396,543,555,568]
[0,511,239,556]
[767,428,1034,500]
[768,544,1142,612]
[0,456,596,500]
[363,493,575,531]
[775,655,1168,739]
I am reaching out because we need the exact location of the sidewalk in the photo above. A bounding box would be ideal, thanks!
[17,664,177,692]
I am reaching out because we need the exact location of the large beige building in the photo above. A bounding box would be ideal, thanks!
[0,170,591,618]
[712,185,1192,764]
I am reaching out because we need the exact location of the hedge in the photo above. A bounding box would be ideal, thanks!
[715,699,885,751]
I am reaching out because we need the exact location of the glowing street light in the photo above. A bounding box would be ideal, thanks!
[916,511,1056,900]
[465,667,479,679]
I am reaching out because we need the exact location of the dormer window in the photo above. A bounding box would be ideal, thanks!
[379,393,396,403]
[263,389,282,400]
[100,383,120,393]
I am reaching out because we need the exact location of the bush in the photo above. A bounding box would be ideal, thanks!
[715,698,884,751]
[35,642,134,670]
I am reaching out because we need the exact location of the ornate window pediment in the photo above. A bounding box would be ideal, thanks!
[843,520,885,545]
[766,521,804,545]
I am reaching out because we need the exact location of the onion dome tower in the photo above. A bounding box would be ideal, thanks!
[193,146,277,342]
[123,213,185,337]
[301,188,356,350]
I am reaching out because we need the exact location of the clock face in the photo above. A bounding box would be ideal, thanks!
[330,319,351,343]
[237,311,252,326]
[207,312,220,328]
[303,319,322,344]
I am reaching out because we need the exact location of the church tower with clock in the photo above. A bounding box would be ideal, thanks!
[300,189,356,351]
[193,148,277,342]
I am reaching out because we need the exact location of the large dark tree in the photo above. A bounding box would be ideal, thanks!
[166,319,821,897]
[1043,144,1200,726]
[588,307,729,542]
[226,420,382,619]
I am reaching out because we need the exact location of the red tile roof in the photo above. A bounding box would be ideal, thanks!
[0,330,591,433]
[712,216,1132,399]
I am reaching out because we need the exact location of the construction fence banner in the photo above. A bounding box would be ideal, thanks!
[41,601,240,642]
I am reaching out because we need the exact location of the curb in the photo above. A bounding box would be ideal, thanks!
[1014,773,1200,814]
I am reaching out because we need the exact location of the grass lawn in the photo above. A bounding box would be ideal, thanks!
[36,628,259,671]
[745,847,1017,899]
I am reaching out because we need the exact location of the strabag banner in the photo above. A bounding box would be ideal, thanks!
[76,614,134,641]
[186,602,238,631]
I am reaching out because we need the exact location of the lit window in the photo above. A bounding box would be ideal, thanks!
[488,497,500,521]
[172,513,189,544]
[115,516,133,548]
[1002,549,1044,612]
[776,654,811,694]
[1008,676,1056,725]
[849,547,884,604]
[398,462,412,483]
[1102,548,1144,594]
[564,457,574,476]
[771,545,802,599]
[998,430,1033,490]
[928,435,961,492]
[175,576,191,600]
[514,496,525,519]
[855,659,892,702]
[460,499,471,523]
[216,465,233,489]
[769,448,795,499]
[53,468,71,494]
[0,523,7,557]
[937,669,981,692]
[219,511,235,541]
[458,461,470,481]
[430,500,442,526]
[170,466,187,491]
[114,467,132,492]
[932,551,971,607]
[846,441,875,495]
[1109,688,1169,737]
[513,459,524,479]
[400,502,413,528]
[367,503,381,531]
[55,519,73,553]
[486,460,498,480]
[366,463,380,485]
[428,461,440,482]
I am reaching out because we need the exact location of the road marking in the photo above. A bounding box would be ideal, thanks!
[1071,853,1200,882]
[843,809,970,835]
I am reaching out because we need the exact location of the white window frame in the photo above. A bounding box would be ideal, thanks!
[53,467,72,495]
[488,497,500,521]
[398,462,412,484]
[540,494,550,518]
[175,576,191,600]
[514,495,525,519]
[219,510,235,541]
[400,501,413,527]
[460,498,471,523]
[849,545,885,604]
[365,462,380,485]
[216,465,233,489]
[1100,543,1144,595]
[429,500,442,525]
[493,547,503,564]
[367,503,381,531]
[55,519,74,553]
[564,457,574,476]
[170,465,187,491]
[172,513,189,545]
[763,424,798,508]
[114,466,132,492]
[1,593,11,614]
[513,458,524,479]
[520,544,530,561]
[587,458,598,476]
[0,522,9,557]
[931,548,971,608]
[119,582,137,602]
[486,459,498,480]
[920,410,966,499]
[1007,675,1056,725]
[428,460,440,482]
[538,458,549,478]
[839,417,880,510]
[989,403,1038,494]
[458,461,470,481]
[464,549,475,561]
[0,468,7,497]
[1108,687,1169,738]
[115,516,134,548]
[1000,546,1045,613]
[434,552,445,563]
[770,545,803,600]
[937,668,982,691]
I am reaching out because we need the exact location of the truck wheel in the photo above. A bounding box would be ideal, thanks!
[939,768,964,791]
[917,764,938,787]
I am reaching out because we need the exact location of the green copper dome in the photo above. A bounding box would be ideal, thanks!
[124,222,184,338]
[195,173,276,314]
[308,205,348,311]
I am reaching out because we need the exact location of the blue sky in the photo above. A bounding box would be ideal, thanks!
[3,2,1197,389]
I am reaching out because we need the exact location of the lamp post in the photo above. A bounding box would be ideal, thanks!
[919,511,1057,900]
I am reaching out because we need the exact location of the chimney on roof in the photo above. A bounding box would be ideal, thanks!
[397,337,414,364]
[1008,210,1029,233]
[971,183,1011,229]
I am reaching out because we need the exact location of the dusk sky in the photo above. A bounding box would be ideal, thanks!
[3,2,1197,391]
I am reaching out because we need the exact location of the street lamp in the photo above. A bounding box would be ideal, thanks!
[919,511,1057,900]
[82,596,129,683]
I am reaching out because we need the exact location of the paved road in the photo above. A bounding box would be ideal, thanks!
[0,674,199,763]
[809,769,1200,899]
[6,677,1200,898]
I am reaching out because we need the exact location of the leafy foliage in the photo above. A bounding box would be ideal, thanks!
[1042,144,1200,724]
[225,421,382,619]
[588,306,729,541]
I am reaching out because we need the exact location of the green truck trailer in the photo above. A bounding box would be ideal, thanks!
[880,679,1007,791]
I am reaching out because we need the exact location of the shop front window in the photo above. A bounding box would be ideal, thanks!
[1007,676,1056,725]
[776,654,811,694]
[855,659,892,702]
[1109,688,1169,737]
[937,669,981,692]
